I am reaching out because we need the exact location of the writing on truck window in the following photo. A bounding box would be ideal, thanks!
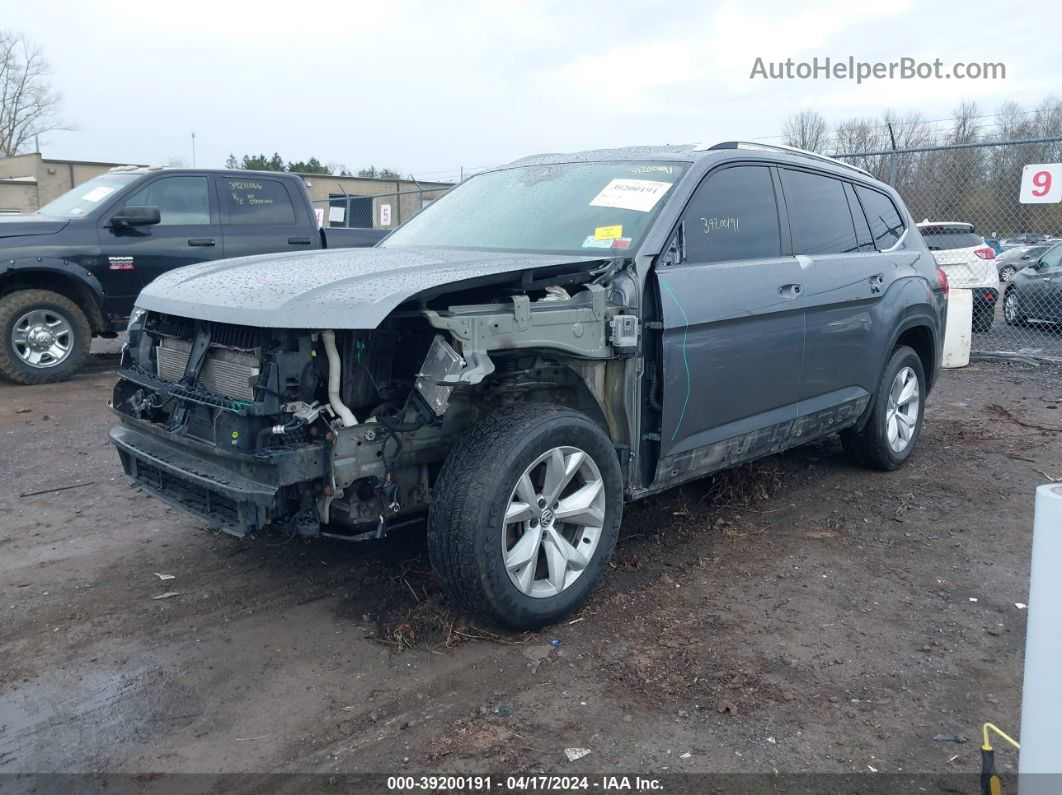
[228,181,275,206]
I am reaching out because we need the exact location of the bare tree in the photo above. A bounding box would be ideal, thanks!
[0,31,66,157]
[781,110,829,152]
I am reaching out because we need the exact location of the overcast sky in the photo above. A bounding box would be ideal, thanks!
[1,0,1057,182]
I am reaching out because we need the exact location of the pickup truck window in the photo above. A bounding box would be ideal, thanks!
[383,161,689,255]
[124,176,211,225]
[36,173,139,219]
[221,178,297,225]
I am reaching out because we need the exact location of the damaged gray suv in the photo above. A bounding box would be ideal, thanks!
[110,142,947,629]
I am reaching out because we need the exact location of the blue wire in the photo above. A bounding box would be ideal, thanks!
[660,279,691,442]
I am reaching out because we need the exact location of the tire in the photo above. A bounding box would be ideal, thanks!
[0,290,92,385]
[1003,288,1028,327]
[972,305,994,333]
[427,403,623,630]
[840,345,926,472]
[1000,265,1017,282]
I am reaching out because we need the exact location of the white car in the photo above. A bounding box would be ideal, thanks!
[917,221,1000,332]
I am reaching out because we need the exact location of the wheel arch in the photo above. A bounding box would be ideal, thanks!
[0,262,109,335]
[855,316,938,432]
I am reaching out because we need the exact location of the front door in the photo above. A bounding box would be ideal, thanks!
[98,174,222,316]
[653,164,805,471]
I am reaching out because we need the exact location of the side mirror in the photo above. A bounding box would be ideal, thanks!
[109,206,161,228]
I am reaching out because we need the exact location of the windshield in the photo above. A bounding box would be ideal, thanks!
[37,173,139,219]
[919,225,983,250]
[383,161,688,254]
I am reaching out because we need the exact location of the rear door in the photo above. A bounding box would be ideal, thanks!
[97,174,222,314]
[216,175,315,259]
[653,163,805,462]
[779,169,892,407]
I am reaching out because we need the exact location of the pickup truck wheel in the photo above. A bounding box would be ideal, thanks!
[0,290,91,385]
[427,403,623,630]
[840,345,925,471]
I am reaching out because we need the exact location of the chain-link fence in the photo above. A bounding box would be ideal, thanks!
[310,184,450,234]
[832,137,1062,360]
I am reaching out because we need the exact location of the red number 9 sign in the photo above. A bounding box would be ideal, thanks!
[1020,164,1062,203]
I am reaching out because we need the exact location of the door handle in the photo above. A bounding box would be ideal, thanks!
[287,236,312,245]
[778,283,802,299]
[187,238,215,247]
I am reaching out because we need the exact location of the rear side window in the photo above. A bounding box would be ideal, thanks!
[918,225,984,250]
[782,170,858,254]
[682,165,781,263]
[221,178,297,225]
[855,186,905,250]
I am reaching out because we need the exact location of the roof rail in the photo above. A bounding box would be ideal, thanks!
[696,141,872,178]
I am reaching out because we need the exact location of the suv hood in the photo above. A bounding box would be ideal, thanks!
[136,246,610,329]
[0,214,70,239]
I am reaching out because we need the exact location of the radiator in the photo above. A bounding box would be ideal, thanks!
[156,338,259,402]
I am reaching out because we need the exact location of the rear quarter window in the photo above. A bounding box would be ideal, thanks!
[854,185,905,250]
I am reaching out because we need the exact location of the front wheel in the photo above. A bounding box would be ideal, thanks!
[1003,289,1028,326]
[427,403,623,629]
[0,290,92,385]
[999,265,1017,282]
[841,346,926,471]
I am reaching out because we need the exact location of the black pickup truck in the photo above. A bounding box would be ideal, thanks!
[0,167,386,384]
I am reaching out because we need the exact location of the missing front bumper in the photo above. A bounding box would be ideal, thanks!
[110,422,326,536]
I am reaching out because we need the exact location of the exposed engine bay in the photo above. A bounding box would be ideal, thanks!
[109,259,642,540]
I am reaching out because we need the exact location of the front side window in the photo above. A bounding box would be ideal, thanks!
[221,178,297,225]
[681,165,781,263]
[383,161,688,255]
[1039,244,1062,271]
[124,176,211,226]
[782,169,858,255]
[855,185,905,250]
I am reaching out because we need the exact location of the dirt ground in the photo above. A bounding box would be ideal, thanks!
[1,348,1059,783]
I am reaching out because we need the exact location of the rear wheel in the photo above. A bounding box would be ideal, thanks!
[1003,288,1028,326]
[841,345,925,471]
[0,290,92,385]
[427,403,622,629]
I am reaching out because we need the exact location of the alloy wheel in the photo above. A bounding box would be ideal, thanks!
[885,366,920,453]
[502,446,606,599]
[1004,291,1020,323]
